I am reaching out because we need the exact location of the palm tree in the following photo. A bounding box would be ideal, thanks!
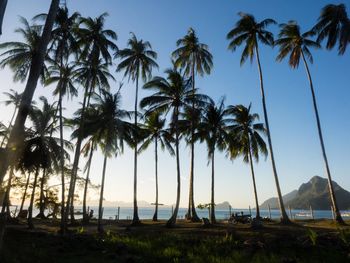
[83,90,132,232]
[138,111,174,221]
[313,4,350,55]
[275,21,344,223]
[45,61,78,229]
[172,28,213,222]
[0,17,49,83]
[20,97,71,228]
[227,13,290,223]
[0,0,60,187]
[141,67,207,226]
[227,104,267,220]
[1,89,22,147]
[116,33,158,224]
[195,99,230,224]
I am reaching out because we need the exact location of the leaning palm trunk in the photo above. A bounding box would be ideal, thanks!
[187,63,200,222]
[166,112,181,227]
[82,145,94,223]
[301,51,343,224]
[248,145,260,219]
[152,138,159,221]
[0,106,17,148]
[28,167,40,229]
[254,44,290,223]
[210,151,216,224]
[97,154,108,233]
[0,0,8,35]
[132,72,140,224]
[0,0,59,186]
[19,172,31,215]
[58,90,66,232]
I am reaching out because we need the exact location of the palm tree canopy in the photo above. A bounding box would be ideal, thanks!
[195,99,231,159]
[227,12,276,65]
[172,27,213,76]
[138,111,174,155]
[45,61,79,99]
[226,104,267,163]
[2,89,22,107]
[78,12,118,63]
[140,68,208,124]
[275,21,321,68]
[81,90,133,157]
[0,17,47,82]
[18,97,72,172]
[313,4,350,54]
[116,32,158,82]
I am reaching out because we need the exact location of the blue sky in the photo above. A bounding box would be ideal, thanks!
[0,0,349,208]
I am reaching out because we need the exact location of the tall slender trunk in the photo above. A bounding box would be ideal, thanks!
[58,89,66,232]
[97,154,107,233]
[82,144,94,223]
[0,0,59,186]
[166,110,181,227]
[247,143,260,219]
[152,137,159,221]
[28,167,39,229]
[187,61,200,222]
[19,172,31,215]
[254,44,290,223]
[37,172,46,218]
[0,107,17,148]
[132,69,140,224]
[0,0,8,35]
[301,51,343,224]
[210,151,216,224]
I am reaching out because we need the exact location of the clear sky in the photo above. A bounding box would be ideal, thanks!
[0,0,349,208]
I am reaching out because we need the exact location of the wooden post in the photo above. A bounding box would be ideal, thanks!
[268,204,271,219]
[171,206,173,215]
[249,205,252,216]
[288,205,292,220]
[229,205,232,217]
[310,205,314,220]
[331,206,335,220]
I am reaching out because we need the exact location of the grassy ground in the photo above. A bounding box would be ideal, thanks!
[1,219,350,262]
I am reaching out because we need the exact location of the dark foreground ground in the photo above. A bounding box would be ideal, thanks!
[1,219,350,263]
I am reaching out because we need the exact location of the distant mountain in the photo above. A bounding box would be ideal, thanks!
[260,176,350,210]
[216,201,232,210]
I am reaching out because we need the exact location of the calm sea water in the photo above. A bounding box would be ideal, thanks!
[74,206,350,220]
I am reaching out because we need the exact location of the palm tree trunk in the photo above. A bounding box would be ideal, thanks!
[301,51,343,224]
[132,70,140,224]
[37,172,46,218]
[166,110,181,227]
[210,151,216,224]
[19,172,31,215]
[254,44,290,223]
[152,137,159,221]
[248,145,260,219]
[0,164,12,252]
[187,61,200,222]
[0,0,8,35]
[83,145,94,224]
[98,154,108,233]
[28,167,39,229]
[0,0,59,186]
[58,89,66,232]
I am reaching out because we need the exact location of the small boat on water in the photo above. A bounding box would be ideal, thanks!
[341,212,350,217]
[295,212,312,217]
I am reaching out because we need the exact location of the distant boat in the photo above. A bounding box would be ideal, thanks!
[295,212,312,217]
[341,212,350,217]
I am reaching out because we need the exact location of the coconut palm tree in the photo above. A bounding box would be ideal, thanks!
[313,4,350,55]
[82,89,132,232]
[275,21,344,223]
[226,13,290,223]
[116,33,158,224]
[0,17,48,83]
[195,99,231,224]
[141,67,207,226]
[172,28,213,222]
[138,111,174,221]
[64,12,117,225]
[20,97,71,228]
[227,104,267,220]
